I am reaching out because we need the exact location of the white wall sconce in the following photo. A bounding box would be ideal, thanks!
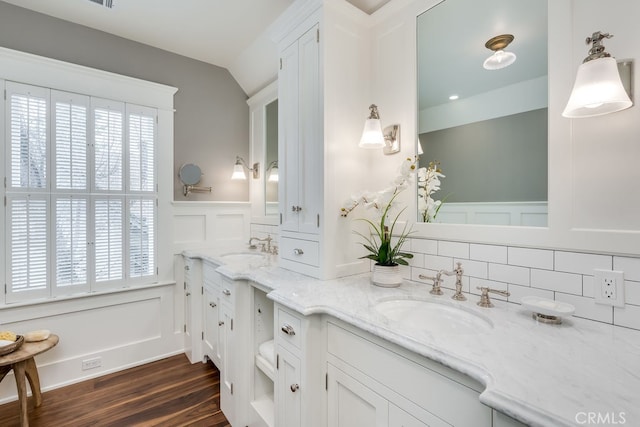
[563,31,633,118]
[483,34,517,70]
[266,161,279,182]
[231,156,259,180]
[358,104,401,155]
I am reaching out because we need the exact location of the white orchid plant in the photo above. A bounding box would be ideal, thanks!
[417,161,445,223]
[340,157,416,266]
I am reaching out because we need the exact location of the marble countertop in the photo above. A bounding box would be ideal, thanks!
[184,249,640,427]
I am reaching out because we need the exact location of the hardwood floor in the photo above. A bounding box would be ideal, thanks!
[0,354,231,427]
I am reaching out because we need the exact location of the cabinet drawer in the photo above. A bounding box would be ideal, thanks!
[203,262,221,292]
[277,308,302,350]
[220,278,235,306]
[280,237,319,266]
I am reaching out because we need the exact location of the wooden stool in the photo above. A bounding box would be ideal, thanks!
[0,335,59,427]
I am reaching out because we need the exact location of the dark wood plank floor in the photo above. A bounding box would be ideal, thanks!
[0,354,231,427]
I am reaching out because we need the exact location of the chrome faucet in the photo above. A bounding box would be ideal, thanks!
[418,272,444,295]
[439,262,465,301]
[248,235,277,255]
[476,286,510,308]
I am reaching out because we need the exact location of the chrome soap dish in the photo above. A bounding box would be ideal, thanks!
[521,296,575,324]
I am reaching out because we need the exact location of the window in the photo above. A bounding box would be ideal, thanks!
[5,81,158,303]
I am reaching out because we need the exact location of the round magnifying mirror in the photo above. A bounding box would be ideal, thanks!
[178,163,202,186]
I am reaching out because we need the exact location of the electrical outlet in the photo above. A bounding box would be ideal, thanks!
[594,269,625,307]
[82,357,102,371]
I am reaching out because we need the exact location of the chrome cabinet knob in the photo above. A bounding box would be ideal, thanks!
[281,324,296,336]
[184,265,190,270]
[222,289,231,296]
[209,302,217,308]
[290,383,299,392]
[185,292,191,296]
[293,248,304,255]
[218,321,224,326]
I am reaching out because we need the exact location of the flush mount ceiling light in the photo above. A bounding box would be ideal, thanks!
[563,31,633,118]
[358,104,401,155]
[231,156,259,180]
[483,34,517,70]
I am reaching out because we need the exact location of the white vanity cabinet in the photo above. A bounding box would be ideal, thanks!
[326,320,526,427]
[274,0,371,280]
[183,256,203,363]
[273,304,326,427]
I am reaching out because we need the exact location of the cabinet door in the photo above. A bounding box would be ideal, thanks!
[279,37,300,233]
[327,364,389,427]
[183,262,194,361]
[389,404,429,427]
[219,303,236,426]
[297,23,321,235]
[203,287,218,362]
[276,346,301,427]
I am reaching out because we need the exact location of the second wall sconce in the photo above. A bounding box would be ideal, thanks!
[563,31,633,118]
[231,156,259,180]
[266,160,279,182]
[359,104,401,155]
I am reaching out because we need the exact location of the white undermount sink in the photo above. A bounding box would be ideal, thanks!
[218,252,266,263]
[374,298,493,335]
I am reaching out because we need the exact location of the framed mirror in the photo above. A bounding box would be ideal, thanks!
[417,0,548,227]
[248,81,279,225]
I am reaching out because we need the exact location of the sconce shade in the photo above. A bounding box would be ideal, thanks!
[563,57,632,118]
[359,118,385,149]
[268,165,279,182]
[231,162,247,180]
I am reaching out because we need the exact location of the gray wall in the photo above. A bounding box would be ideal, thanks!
[419,108,548,203]
[0,1,249,202]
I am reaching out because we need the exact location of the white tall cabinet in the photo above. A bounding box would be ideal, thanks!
[274,0,372,280]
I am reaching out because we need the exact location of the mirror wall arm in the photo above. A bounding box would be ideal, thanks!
[183,185,212,197]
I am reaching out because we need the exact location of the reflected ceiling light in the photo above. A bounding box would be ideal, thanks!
[483,34,517,70]
[359,104,401,155]
[449,95,459,100]
[231,156,259,180]
[563,31,633,118]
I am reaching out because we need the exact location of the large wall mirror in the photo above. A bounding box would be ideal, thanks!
[417,0,548,227]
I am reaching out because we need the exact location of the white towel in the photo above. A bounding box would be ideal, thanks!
[258,339,275,367]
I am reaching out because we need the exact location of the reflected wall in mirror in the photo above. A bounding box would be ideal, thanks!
[265,99,279,215]
[417,0,548,226]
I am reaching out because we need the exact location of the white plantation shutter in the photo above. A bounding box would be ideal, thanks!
[6,195,49,302]
[54,196,89,294]
[128,106,156,193]
[52,91,89,191]
[93,99,124,192]
[7,82,49,191]
[4,82,157,302]
[128,197,156,279]
[94,197,124,285]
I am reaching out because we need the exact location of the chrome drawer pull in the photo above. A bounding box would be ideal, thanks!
[209,302,217,308]
[293,248,304,255]
[290,383,299,392]
[281,324,296,336]
[222,289,231,296]
[219,321,224,326]
[185,292,191,296]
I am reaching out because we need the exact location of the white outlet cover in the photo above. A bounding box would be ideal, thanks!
[594,269,625,307]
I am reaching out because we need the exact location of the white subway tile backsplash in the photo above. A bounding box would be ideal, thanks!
[401,237,639,331]
[438,241,469,259]
[489,264,530,286]
[424,255,454,271]
[455,258,488,279]
[555,293,613,324]
[508,247,554,270]
[507,284,554,303]
[614,256,640,282]
[555,251,612,275]
[531,269,582,295]
[583,275,594,298]
[614,304,640,330]
[470,244,507,264]
[624,280,640,306]
[411,238,438,255]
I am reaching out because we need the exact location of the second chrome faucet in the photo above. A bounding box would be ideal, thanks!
[419,262,465,301]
